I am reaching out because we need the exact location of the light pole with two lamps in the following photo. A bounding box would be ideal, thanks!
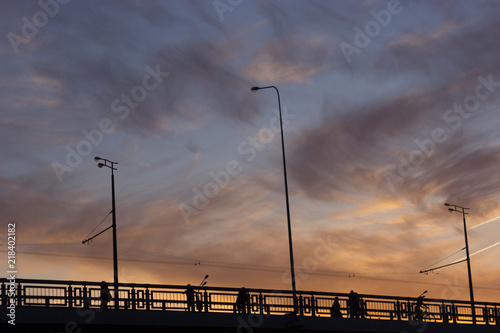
[251,86,298,315]
[95,156,119,308]
[444,203,475,324]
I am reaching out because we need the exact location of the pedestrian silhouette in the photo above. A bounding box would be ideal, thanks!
[100,281,111,310]
[236,287,249,314]
[348,290,359,318]
[331,296,342,318]
[185,284,195,312]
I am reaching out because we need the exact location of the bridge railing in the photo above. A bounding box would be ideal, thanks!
[1,278,499,325]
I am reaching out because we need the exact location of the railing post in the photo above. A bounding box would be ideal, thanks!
[115,285,119,310]
[311,295,316,317]
[298,294,303,316]
[361,298,366,319]
[396,300,400,321]
[145,286,150,311]
[442,303,448,324]
[68,284,73,308]
[131,287,136,310]
[1,282,5,307]
[17,282,22,307]
[83,285,88,308]
[259,292,263,314]
[124,289,129,310]
[204,290,209,313]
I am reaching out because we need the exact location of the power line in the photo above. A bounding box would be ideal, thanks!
[420,259,467,274]
[4,249,500,292]
[421,247,465,271]
[82,211,112,241]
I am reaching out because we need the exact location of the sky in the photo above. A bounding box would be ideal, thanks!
[1,0,500,303]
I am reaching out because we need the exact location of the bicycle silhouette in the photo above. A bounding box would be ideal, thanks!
[410,291,434,321]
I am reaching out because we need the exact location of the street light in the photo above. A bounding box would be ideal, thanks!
[251,86,298,315]
[444,203,475,324]
[94,156,119,308]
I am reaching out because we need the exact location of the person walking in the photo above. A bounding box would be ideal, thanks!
[331,297,342,318]
[100,281,111,310]
[185,284,196,312]
[236,287,249,314]
[348,290,359,318]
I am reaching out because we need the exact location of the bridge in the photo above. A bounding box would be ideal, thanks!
[1,278,499,332]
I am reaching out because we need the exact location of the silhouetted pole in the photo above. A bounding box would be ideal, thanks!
[95,157,119,309]
[251,86,298,315]
[444,203,475,324]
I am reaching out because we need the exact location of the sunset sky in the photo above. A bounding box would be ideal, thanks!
[2,0,500,303]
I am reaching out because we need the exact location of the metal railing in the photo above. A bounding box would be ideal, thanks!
[1,278,499,325]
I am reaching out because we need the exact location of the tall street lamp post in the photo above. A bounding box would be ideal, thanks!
[95,156,119,308]
[444,203,475,324]
[251,86,298,314]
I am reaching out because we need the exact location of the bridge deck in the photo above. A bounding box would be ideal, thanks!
[1,278,499,332]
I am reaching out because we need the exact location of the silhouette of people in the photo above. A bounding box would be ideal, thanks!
[331,297,342,318]
[185,284,195,312]
[236,287,249,314]
[348,290,359,318]
[100,281,111,310]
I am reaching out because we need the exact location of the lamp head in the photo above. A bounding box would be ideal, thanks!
[448,208,454,212]
[250,86,260,93]
[97,163,105,168]
[444,203,450,206]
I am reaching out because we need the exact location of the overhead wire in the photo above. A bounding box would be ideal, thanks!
[82,211,112,241]
[3,247,500,292]
[421,247,465,272]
